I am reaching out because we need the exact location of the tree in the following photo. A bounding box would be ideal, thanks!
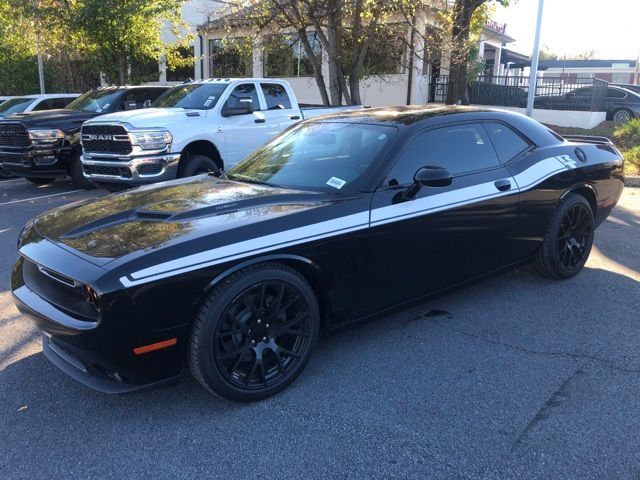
[444,0,508,105]
[75,0,191,85]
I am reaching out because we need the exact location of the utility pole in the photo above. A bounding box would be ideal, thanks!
[37,52,45,94]
[634,48,639,85]
[526,0,544,117]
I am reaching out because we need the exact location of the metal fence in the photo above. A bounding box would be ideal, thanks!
[431,75,608,112]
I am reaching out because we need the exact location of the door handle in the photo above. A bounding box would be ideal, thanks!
[494,179,511,191]
[254,118,266,123]
[290,115,301,120]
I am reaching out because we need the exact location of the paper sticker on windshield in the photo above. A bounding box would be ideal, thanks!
[326,177,346,189]
[204,96,216,107]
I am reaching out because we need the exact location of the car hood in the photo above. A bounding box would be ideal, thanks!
[86,108,203,128]
[3,109,99,131]
[32,176,327,263]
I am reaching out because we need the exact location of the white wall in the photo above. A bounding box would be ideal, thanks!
[476,105,607,129]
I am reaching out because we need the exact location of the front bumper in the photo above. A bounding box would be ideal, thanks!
[81,153,180,185]
[11,249,185,394]
[0,147,69,178]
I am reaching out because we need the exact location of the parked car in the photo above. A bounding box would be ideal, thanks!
[0,94,79,118]
[80,78,363,189]
[612,83,640,95]
[12,106,624,401]
[535,85,640,122]
[0,86,169,187]
[0,96,14,106]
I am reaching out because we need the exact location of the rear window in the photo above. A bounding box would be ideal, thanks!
[484,122,530,162]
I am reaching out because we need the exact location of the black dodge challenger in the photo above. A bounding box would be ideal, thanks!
[11,106,624,401]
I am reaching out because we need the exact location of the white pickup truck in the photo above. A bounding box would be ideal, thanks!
[80,78,363,187]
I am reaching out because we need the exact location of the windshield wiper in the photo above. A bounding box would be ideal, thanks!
[226,174,283,189]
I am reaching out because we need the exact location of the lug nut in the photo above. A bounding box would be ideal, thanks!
[263,336,268,342]
[257,319,262,325]
[265,324,270,328]
[251,340,256,346]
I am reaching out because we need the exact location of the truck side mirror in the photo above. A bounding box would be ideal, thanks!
[221,96,254,117]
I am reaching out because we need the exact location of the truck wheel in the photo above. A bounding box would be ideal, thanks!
[178,154,220,178]
[69,151,96,190]
[25,177,55,185]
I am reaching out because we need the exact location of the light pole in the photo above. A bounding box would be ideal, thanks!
[526,0,544,116]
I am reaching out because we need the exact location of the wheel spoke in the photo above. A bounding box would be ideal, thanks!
[219,343,247,359]
[279,294,301,314]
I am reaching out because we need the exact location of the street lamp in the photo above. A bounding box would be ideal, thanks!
[526,0,544,116]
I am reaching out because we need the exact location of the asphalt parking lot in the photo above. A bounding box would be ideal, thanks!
[0,177,639,480]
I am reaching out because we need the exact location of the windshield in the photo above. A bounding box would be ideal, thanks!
[153,83,228,109]
[227,122,397,193]
[0,97,34,116]
[66,89,123,113]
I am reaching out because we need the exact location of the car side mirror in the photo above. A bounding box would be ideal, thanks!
[221,96,254,117]
[403,166,453,200]
[143,99,152,108]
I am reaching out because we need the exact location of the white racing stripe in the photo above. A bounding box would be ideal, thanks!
[0,189,84,207]
[120,156,572,287]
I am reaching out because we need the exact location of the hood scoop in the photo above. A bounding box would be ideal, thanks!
[59,208,174,239]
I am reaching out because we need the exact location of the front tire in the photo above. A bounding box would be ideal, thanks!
[25,177,55,185]
[69,151,96,189]
[188,263,320,401]
[533,194,595,279]
[178,154,219,178]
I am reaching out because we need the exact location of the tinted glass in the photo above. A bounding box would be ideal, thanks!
[386,123,500,184]
[32,99,54,111]
[223,83,260,112]
[153,83,227,109]
[261,83,292,110]
[485,122,529,162]
[52,97,74,108]
[67,90,125,113]
[227,122,396,192]
[0,97,34,116]
[607,88,627,99]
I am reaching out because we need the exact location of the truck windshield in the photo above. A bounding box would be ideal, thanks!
[153,84,228,110]
[0,97,34,116]
[227,122,397,193]
[67,90,123,113]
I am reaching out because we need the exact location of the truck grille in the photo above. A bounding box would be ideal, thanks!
[83,164,132,178]
[0,123,31,147]
[82,124,132,155]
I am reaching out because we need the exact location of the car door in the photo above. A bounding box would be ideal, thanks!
[367,122,520,312]
[258,83,300,133]
[219,82,269,167]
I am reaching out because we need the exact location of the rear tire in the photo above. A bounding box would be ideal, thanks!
[533,193,595,279]
[69,151,96,190]
[25,177,54,185]
[612,108,634,123]
[188,263,319,402]
[178,154,219,178]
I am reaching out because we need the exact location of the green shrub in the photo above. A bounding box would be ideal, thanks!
[623,145,640,175]
[613,118,640,150]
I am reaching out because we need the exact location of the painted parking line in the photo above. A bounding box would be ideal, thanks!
[0,189,84,207]
[0,178,32,185]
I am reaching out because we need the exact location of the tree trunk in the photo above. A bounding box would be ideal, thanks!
[117,52,127,86]
[446,0,475,105]
[298,30,330,106]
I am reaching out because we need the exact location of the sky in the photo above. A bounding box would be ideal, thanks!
[493,0,640,59]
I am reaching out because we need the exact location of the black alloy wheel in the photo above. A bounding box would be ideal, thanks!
[556,203,594,270]
[189,263,319,401]
[533,193,595,279]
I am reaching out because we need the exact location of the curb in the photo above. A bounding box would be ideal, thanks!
[625,176,640,188]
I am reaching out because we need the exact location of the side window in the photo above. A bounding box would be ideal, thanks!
[223,83,260,112]
[32,99,53,111]
[260,83,292,110]
[484,122,529,163]
[52,97,73,108]
[606,88,626,99]
[386,123,500,185]
[133,89,164,107]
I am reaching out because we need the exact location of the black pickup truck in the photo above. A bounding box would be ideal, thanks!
[0,86,169,187]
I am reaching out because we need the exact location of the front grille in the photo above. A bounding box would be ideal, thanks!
[83,164,132,178]
[81,124,132,155]
[0,123,30,147]
[0,153,29,166]
[22,259,98,320]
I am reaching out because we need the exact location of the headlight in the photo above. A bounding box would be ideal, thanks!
[27,128,64,145]
[129,130,172,150]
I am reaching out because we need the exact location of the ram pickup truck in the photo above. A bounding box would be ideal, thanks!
[0,86,169,186]
[80,78,363,187]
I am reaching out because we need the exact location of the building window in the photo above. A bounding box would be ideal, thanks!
[262,32,322,78]
[344,24,407,76]
[209,37,253,78]
[613,72,632,84]
[166,47,195,82]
